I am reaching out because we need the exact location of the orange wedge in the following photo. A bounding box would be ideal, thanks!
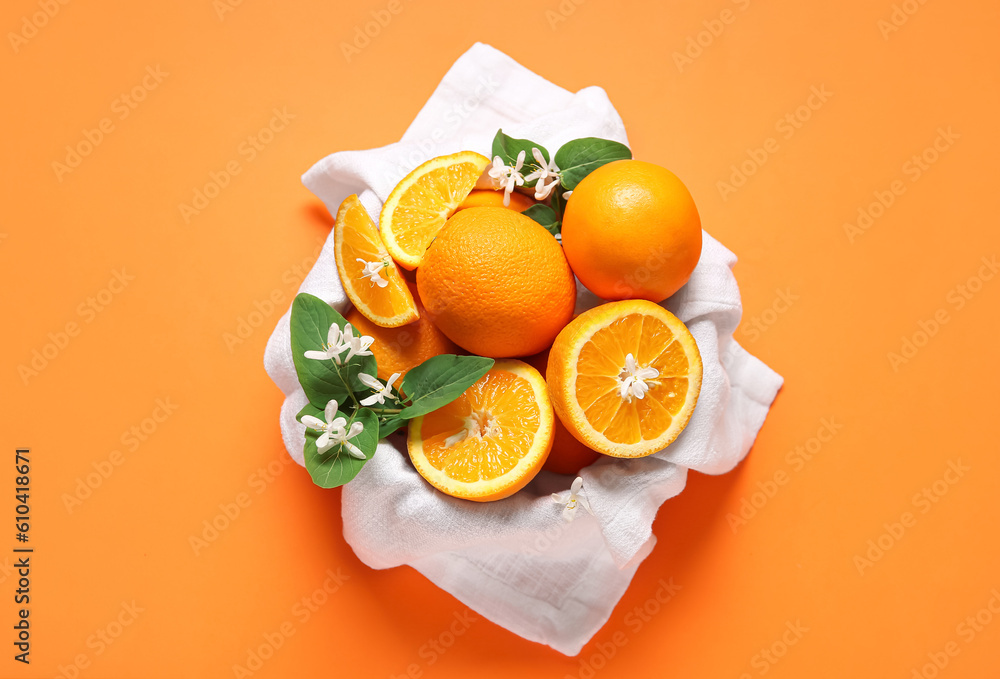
[547,300,703,458]
[407,359,554,502]
[379,151,490,269]
[334,194,418,328]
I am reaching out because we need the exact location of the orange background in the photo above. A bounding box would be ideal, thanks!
[3,0,999,677]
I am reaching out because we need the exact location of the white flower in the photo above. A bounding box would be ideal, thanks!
[357,257,389,288]
[304,323,347,365]
[332,420,366,459]
[303,322,376,367]
[340,323,374,362]
[358,372,401,406]
[552,476,594,522]
[301,399,344,451]
[487,151,526,207]
[523,147,561,200]
[300,400,366,459]
[533,176,561,201]
[618,353,659,401]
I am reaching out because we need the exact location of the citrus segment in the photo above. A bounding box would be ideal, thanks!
[547,300,703,458]
[334,194,418,328]
[379,151,490,269]
[407,359,554,502]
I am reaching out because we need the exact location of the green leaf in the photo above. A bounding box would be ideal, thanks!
[492,129,549,186]
[550,184,569,219]
[301,406,379,489]
[368,386,408,438]
[290,293,376,409]
[399,354,494,419]
[554,137,632,190]
[296,402,318,423]
[523,204,561,237]
[378,415,408,438]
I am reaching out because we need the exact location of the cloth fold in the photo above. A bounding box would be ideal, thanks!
[263,42,782,656]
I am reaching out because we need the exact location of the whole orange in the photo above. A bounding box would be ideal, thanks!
[346,299,459,382]
[456,188,535,213]
[416,207,576,358]
[561,159,702,302]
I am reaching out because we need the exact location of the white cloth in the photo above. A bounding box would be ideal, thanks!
[264,43,783,656]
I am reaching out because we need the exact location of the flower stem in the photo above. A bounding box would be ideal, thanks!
[338,363,360,409]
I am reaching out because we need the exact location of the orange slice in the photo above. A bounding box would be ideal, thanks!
[456,188,536,213]
[334,194,418,328]
[407,359,554,502]
[379,151,490,269]
[547,300,703,458]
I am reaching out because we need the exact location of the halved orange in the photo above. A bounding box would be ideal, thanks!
[407,359,554,502]
[334,194,418,328]
[379,151,490,269]
[547,300,703,458]
[522,349,601,475]
[456,188,536,213]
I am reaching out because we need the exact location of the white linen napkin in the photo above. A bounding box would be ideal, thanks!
[263,43,783,656]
